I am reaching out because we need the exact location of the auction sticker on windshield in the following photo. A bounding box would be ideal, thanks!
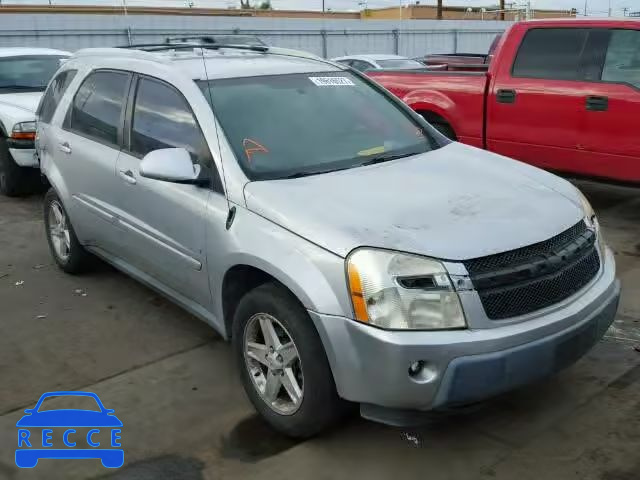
[309,77,355,86]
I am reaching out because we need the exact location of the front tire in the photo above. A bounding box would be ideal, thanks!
[43,188,93,274]
[233,282,345,438]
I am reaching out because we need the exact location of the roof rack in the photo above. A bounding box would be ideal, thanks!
[165,35,267,46]
[118,41,268,53]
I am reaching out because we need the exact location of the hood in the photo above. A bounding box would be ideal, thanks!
[244,142,584,260]
[0,91,43,113]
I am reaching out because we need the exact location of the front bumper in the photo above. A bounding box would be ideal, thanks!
[309,247,619,420]
[7,138,37,167]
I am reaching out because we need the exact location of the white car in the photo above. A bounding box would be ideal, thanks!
[0,48,70,196]
[331,54,425,72]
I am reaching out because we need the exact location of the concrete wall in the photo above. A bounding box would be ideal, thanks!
[0,14,510,57]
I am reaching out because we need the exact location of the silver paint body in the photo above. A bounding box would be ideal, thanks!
[38,48,619,411]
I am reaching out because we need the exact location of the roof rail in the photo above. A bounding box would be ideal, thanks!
[71,47,171,63]
[164,35,267,46]
[117,42,269,53]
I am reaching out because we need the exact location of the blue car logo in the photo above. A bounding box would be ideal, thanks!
[15,391,123,468]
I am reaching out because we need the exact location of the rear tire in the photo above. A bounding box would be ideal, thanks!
[0,137,34,197]
[418,112,457,141]
[43,188,94,274]
[431,122,457,141]
[233,282,346,438]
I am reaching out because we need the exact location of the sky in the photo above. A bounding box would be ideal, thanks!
[4,0,636,17]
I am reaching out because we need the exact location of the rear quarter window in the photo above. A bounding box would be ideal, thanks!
[37,69,77,124]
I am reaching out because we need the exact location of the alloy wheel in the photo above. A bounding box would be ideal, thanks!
[48,200,71,262]
[243,313,304,415]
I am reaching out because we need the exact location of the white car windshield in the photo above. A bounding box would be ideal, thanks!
[0,55,67,92]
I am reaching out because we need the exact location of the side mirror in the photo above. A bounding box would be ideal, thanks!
[139,148,200,183]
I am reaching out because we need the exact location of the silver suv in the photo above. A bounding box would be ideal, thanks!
[37,44,620,437]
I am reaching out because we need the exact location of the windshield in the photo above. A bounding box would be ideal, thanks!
[377,59,425,69]
[199,71,438,180]
[0,55,67,92]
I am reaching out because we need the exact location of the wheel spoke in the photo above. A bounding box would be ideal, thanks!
[263,371,282,402]
[259,316,281,350]
[51,203,63,224]
[277,342,298,367]
[63,229,71,251]
[281,367,302,405]
[246,341,269,366]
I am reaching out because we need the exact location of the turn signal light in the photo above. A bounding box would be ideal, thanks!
[347,263,369,322]
[11,132,36,141]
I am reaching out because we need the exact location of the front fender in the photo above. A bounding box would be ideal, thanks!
[209,206,353,335]
[0,105,35,134]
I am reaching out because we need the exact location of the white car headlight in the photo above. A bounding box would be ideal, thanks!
[346,248,466,330]
[576,189,606,259]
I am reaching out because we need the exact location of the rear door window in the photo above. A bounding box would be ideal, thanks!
[37,69,77,124]
[66,70,130,147]
[602,29,640,88]
[512,28,589,80]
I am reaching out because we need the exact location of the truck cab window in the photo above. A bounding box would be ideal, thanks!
[512,28,588,81]
[602,29,640,88]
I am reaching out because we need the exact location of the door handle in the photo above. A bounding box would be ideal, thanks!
[496,89,516,104]
[58,142,72,154]
[118,169,137,185]
[586,95,608,111]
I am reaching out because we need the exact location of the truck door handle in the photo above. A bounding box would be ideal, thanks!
[586,95,608,111]
[496,89,516,104]
[118,169,137,185]
[58,142,72,154]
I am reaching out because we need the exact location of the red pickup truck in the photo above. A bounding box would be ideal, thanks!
[368,19,640,183]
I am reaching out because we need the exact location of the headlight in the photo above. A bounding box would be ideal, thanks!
[11,121,37,140]
[346,248,466,330]
[576,189,606,259]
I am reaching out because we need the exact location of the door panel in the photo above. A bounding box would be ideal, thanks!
[580,29,640,182]
[52,70,131,251]
[110,75,218,308]
[112,151,212,306]
[487,28,592,172]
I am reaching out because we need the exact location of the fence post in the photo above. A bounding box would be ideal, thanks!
[453,29,458,53]
[321,29,327,58]
[393,28,399,55]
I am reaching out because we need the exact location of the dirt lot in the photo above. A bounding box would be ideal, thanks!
[0,180,638,480]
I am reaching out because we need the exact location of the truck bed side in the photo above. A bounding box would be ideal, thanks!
[367,70,488,148]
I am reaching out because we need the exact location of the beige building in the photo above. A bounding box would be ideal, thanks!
[363,4,577,21]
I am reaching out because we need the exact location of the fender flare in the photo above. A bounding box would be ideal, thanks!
[402,90,459,136]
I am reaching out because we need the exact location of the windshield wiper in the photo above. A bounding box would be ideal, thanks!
[358,151,422,166]
[282,166,353,179]
[0,85,44,90]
